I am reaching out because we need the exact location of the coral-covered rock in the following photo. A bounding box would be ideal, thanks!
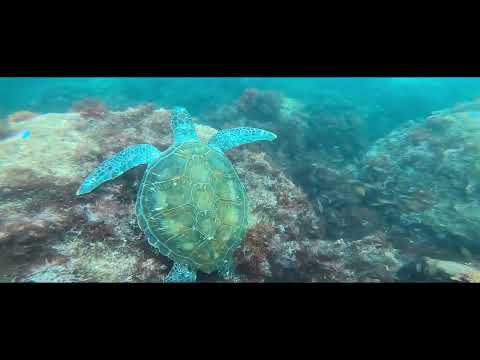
[1,100,419,283]
[72,98,109,120]
[205,91,418,281]
[397,257,480,282]
[269,231,405,282]
[359,102,480,256]
[7,111,39,124]
[236,88,283,123]
[0,108,174,281]
[0,105,330,282]
[228,149,326,281]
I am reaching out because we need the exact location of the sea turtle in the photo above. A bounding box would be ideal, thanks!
[76,107,277,282]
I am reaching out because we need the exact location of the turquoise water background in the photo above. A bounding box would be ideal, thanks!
[2,78,480,124]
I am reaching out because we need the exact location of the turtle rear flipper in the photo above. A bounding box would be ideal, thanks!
[165,262,197,283]
[219,258,240,282]
[208,127,277,153]
[76,144,161,195]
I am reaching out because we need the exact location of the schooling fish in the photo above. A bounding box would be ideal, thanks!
[0,129,31,145]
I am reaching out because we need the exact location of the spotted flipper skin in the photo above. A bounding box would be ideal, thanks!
[165,262,197,283]
[76,144,161,195]
[208,127,277,153]
[171,107,199,144]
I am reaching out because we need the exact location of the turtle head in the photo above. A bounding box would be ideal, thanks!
[171,107,190,121]
[170,107,199,144]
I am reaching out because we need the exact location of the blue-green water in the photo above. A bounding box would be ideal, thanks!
[2,77,480,282]
[2,78,480,115]
[3,77,480,140]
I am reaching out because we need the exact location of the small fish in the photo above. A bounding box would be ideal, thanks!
[465,183,475,195]
[0,129,31,145]
[460,246,473,261]
[377,198,395,204]
[21,130,31,139]
[316,198,324,214]
[353,185,366,197]
[372,166,388,173]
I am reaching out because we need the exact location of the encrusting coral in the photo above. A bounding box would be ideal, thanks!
[359,103,480,257]
[7,111,39,124]
[0,99,412,282]
[72,98,109,120]
[0,105,324,282]
[6,94,479,282]
[202,91,480,281]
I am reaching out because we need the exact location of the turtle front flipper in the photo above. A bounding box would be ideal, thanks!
[208,127,277,153]
[165,262,197,283]
[171,107,200,144]
[76,144,161,195]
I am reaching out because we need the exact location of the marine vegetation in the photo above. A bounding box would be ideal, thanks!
[7,111,38,124]
[72,98,109,120]
[2,91,480,283]
[236,88,283,123]
[76,107,277,282]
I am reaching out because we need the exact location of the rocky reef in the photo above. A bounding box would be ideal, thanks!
[2,93,480,282]
[203,90,480,282]
[0,97,408,283]
[359,101,480,258]
[397,257,480,282]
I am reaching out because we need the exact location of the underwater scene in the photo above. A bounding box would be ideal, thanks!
[2,77,480,283]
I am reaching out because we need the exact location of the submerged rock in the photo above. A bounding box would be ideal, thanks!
[0,106,327,282]
[359,102,480,256]
[397,257,480,282]
[0,101,415,282]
